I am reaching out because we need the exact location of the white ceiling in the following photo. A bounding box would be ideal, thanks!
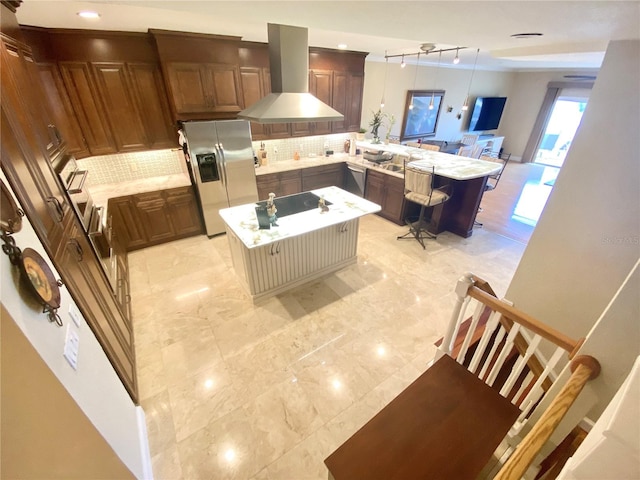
[16,0,640,71]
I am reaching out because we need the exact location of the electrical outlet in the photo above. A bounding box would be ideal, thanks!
[63,326,80,370]
[68,303,81,327]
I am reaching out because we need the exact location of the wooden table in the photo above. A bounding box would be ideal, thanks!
[324,355,521,480]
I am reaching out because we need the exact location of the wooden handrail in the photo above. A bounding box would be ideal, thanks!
[468,286,580,354]
[494,356,601,480]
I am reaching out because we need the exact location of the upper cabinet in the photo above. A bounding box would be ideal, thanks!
[23,28,176,158]
[151,29,244,122]
[165,62,243,115]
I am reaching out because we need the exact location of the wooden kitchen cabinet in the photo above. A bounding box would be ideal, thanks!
[165,186,203,236]
[301,163,345,191]
[135,191,175,243]
[240,66,291,140]
[345,73,364,132]
[165,62,243,115]
[37,63,91,158]
[127,63,176,149]
[109,186,203,251]
[92,62,149,152]
[256,170,302,200]
[365,170,416,225]
[59,61,117,156]
[310,70,333,135]
[54,216,137,403]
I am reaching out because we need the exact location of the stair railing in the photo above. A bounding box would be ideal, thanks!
[436,272,600,479]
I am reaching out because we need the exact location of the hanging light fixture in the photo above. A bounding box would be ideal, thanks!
[461,48,480,111]
[429,51,442,110]
[453,47,460,64]
[380,53,388,109]
[409,51,421,110]
[400,54,406,68]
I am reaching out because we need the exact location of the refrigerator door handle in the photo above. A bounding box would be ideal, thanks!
[216,143,227,187]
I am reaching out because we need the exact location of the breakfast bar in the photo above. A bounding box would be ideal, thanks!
[219,186,381,302]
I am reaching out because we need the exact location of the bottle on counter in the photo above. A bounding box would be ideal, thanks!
[294,151,300,161]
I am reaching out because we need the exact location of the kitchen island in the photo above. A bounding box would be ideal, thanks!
[219,186,380,302]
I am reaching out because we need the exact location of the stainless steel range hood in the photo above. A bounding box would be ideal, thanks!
[237,24,344,124]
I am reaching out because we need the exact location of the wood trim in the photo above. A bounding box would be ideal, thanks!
[149,28,241,42]
[468,286,580,353]
[494,360,598,480]
[1,0,21,13]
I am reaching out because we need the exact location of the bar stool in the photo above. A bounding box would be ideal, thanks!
[397,162,451,249]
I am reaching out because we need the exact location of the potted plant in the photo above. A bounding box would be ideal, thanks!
[356,128,367,141]
[369,109,384,144]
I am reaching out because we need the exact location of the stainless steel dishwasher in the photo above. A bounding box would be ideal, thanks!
[344,163,367,197]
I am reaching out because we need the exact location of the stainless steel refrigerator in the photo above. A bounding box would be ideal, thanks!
[183,120,259,236]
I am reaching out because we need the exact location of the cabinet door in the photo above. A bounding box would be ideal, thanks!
[346,73,364,132]
[37,63,90,158]
[384,175,406,224]
[204,64,243,112]
[127,63,176,149]
[278,171,302,196]
[256,173,280,200]
[54,218,137,403]
[240,67,267,140]
[108,196,147,250]
[59,62,116,156]
[165,63,210,113]
[165,187,203,237]
[331,71,348,133]
[310,70,332,135]
[92,62,148,152]
[364,170,386,208]
[302,164,344,191]
[135,192,175,243]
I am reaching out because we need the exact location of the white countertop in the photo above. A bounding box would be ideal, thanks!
[255,153,349,175]
[87,173,192,209]
[356,141,501,180]
[219,186,381,249]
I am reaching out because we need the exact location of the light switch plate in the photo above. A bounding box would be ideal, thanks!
[63,326,80,370]
[68,303,82,328]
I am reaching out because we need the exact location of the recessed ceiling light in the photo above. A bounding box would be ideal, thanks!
[77,11,101,19]
[511,33,543,39]
[337,43,347,50]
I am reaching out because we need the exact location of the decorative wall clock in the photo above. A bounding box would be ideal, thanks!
[1,179,63,326]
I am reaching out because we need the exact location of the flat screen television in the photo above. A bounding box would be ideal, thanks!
[468,96,507,132]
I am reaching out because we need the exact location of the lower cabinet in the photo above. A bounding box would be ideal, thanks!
[365,170,418,225]
[109,185,203,251]
[256,170,302,200]
[257,163,346,200]
[301,163,345,191]
[54,214,137,403]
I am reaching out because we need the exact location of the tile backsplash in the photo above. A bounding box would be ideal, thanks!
[78,149,187,186]
[252,133,354,163]
[78,133,357,186]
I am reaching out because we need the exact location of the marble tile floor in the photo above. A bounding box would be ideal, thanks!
[129,214,527,479]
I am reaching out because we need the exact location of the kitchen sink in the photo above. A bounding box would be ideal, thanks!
[381,163,404,172]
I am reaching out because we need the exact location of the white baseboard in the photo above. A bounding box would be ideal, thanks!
[136,406,154,480]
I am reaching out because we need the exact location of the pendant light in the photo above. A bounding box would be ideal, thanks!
[380,53,388,109]
[409,51,421,110]
[429,51,442,110]
[461,48,480,111]
[453,47,460,64]
[400,54,406,68]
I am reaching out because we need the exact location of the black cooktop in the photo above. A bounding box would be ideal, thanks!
[256,192,332,218]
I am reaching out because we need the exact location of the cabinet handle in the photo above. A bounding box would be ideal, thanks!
[46,196,64,222]
[67,238,83,261]
[269,243,281,256]
[339,222,349,233]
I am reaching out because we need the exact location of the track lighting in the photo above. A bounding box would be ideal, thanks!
[461,48,480,111]
[400,54,406,68]
[381,55,388,108]
[453,47,460,64]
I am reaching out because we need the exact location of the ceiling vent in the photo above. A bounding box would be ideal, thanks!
[237,24,344,124]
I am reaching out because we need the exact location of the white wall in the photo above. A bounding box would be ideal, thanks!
[500,69,597,160]
[361,59,599,159]
[0,171,150,479]
[362,59,515,142]
[504,40,640,418]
